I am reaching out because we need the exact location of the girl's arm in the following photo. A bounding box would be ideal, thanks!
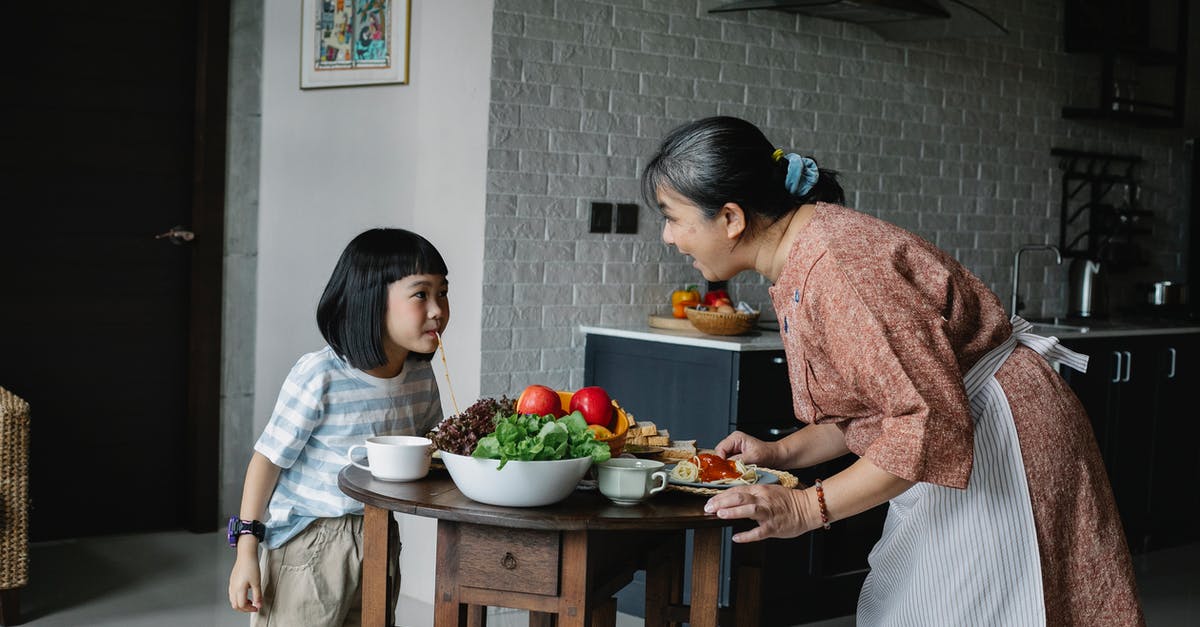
[228,452,281,612]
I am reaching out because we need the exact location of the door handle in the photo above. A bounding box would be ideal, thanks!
[1167,347,1176,379]
[1122,350,1132,383]
[1111,351,1122,383]
[155,226,195,245]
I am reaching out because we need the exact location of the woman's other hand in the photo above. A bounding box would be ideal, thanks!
[713,430,779,467]
[703,483,820,542]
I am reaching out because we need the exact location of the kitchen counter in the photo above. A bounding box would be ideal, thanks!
[580,323,784,351]
[582,317,1200,350]
[1025,317,1200,339]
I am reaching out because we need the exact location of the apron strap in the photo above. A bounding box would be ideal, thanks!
[1010,316,1089,374]
[963,316,1089,401]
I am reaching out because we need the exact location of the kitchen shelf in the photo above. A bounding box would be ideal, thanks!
[1061,0,1189,129]
[1053,148,1147,266]
[1062,107,1184,128]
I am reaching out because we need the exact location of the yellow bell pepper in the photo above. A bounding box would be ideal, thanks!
[670,285,701,318]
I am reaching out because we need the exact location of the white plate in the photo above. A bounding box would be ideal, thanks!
[664,465,779,489]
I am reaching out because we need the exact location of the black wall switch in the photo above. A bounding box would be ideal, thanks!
[615,203,638,234]
[589,202,613,233]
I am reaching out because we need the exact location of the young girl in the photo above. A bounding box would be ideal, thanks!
[228,228,448,626]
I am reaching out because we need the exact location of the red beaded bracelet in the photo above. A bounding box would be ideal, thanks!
[814,479,831,530]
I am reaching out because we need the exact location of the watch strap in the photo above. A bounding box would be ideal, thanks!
[227,516,265,548]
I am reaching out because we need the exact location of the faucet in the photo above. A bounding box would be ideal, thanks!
[1011,244,1061,316]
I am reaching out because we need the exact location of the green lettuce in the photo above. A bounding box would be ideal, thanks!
[472,410,612,469]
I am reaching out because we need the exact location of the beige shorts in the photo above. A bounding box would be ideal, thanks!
[252,514,400,627]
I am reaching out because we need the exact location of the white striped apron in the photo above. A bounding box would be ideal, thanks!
[856,316,1089,626]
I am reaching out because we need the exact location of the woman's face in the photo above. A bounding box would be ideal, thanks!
[658,185,743,281]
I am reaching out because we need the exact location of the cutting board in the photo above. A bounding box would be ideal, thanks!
[647,314,697,331]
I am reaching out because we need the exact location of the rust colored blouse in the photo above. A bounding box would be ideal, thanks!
[770,203,1011,487]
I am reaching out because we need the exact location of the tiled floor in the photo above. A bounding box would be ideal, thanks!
[14,530,1198,626]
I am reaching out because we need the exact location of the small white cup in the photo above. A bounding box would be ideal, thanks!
[347,435,432,482]
[597,458,668,506]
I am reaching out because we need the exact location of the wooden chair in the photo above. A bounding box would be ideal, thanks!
[0,387,30,626]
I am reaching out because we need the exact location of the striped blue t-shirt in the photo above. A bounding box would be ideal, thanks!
[254,346,443,549]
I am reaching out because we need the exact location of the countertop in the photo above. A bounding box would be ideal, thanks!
[582,317,1200,352]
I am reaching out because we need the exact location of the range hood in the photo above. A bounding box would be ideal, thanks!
[708,0,1008,41]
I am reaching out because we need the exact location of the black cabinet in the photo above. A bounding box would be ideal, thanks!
[584,333,883,625]
[1060,332,1200,553]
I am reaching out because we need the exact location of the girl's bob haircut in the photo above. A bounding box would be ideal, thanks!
[317,228,448,369]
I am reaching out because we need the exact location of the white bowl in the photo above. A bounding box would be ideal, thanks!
[440,452,592,507]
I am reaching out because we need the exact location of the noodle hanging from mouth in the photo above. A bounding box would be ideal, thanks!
[434,331,461,416]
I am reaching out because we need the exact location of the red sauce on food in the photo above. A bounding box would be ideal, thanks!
[696,453,742,482]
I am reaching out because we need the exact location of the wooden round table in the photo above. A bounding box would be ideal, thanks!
[338,464,763,627]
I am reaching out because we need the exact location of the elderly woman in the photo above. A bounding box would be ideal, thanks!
[643,116,1143,626]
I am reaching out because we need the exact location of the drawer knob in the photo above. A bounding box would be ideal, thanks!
[501,552,518,570]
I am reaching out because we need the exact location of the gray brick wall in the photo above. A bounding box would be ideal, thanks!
[481,0,1190,396]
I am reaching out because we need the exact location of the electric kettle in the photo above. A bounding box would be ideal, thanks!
[1068,257,1105,318]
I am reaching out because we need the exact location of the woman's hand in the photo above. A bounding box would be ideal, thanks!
[703,483,820,542]
[713,431,780,467]
[228,548,263,612]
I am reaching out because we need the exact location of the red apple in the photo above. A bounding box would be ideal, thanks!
[516,384,566,418]
[569,386,613,428]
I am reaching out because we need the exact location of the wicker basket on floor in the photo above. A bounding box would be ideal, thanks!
[685,307,760,336]
[0,386,30,595]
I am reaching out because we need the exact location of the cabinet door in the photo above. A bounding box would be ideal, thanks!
[584,335,735,451]
[735,351,799,438]
[1109,340,1157,553]
[1147,333,1200,549]
[1060,336,1153,552]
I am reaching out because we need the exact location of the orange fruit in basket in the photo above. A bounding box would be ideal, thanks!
[588,424,614,439]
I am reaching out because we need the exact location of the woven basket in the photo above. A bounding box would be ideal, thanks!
[685,307,760,336]
[0,386,30,591]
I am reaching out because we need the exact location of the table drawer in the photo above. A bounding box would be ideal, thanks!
[457,524,559,595]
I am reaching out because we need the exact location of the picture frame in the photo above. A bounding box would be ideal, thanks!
[300,0,411,89]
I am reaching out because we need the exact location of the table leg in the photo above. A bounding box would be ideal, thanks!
[363,505,392,627]
[689,527,722,627]
[528,611,555,627]
[466,604,487,626]
[556,530,589,627]
[644,531,684,627]
[434,521,467,626]
[730,540,764,627]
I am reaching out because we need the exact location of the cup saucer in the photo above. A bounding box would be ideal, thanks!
[603,495,648,506]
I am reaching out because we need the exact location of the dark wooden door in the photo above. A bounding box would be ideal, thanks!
[0,1,228,540]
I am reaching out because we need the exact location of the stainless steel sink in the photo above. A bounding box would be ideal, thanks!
[1029,322,1092,335]
[1024,317,1092,334]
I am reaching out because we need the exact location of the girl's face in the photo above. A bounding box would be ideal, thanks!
[381,273,450,361]
[658,185,745,281]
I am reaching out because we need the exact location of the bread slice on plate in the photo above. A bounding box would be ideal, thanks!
[659,439,697,462]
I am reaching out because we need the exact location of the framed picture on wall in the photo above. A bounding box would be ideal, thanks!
[300,0,411,88]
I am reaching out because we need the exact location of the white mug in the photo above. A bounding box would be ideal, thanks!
[347,435,432,481]
[597,458,668,505]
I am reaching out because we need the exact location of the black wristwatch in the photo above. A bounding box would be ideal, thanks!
[227,516,265,548]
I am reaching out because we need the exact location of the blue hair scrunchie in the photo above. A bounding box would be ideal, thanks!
[782,153,819,198]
